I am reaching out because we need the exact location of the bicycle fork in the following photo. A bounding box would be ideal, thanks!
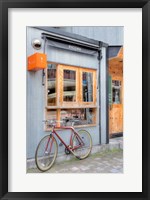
[69,134,84,159]
[45,134,54,154]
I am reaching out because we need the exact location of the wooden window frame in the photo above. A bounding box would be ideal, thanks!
[59,64,80,107]
[45,108,97,130]
[45,63,97,128]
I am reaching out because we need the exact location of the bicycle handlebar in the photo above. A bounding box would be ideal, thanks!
[43,118,80,126]
[42,120,63,123]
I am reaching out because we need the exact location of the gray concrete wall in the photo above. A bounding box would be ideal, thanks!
[27,27,103,159]
[59,27,123,46]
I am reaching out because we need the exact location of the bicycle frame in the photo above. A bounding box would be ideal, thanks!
[35,122,92,171]
[51,126,85,152]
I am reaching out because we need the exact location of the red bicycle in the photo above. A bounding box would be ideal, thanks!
[35,119,92,172]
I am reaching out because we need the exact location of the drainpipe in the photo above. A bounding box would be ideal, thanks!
[98,44,102,145]
[98,41,109,145]
[42,36,47,86]
[106,45,109,144]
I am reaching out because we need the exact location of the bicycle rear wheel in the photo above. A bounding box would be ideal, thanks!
[35,135,58,172]
[72,130,92,159]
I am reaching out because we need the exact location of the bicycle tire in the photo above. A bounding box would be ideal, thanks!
[72,130,92,160]
[35,135,58,172]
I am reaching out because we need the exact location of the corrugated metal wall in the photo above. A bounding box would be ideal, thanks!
[46,45,98,69]
[59,27,123,46]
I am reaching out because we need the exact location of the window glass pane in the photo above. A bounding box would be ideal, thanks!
[47,109,57,121]
[82,72,93,102]
[63,70,76,102]
[112,80,121,104]
[108,46,121,58]
[47,64,57,106]
[60,108,95,125]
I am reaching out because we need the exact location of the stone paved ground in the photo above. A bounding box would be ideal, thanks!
[27,149,123,173]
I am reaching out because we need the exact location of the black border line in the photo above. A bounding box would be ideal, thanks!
[0,0,149,199]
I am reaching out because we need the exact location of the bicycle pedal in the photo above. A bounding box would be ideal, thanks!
[59,142,63,147]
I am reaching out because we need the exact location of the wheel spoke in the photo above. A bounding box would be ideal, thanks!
[72,130,92,159]
[35,135,58,171]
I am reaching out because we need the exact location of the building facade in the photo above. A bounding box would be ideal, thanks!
[27,26,123,160]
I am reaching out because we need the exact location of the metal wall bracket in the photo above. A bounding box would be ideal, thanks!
[42,69,45,86]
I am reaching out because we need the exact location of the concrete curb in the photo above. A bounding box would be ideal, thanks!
[27,137,123,169]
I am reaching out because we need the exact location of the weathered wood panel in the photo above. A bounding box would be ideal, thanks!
[109,47,123,135]
[109,104,123,133]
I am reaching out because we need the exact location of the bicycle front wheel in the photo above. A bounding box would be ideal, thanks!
[72,130,92,160]
[35,135,58,172]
